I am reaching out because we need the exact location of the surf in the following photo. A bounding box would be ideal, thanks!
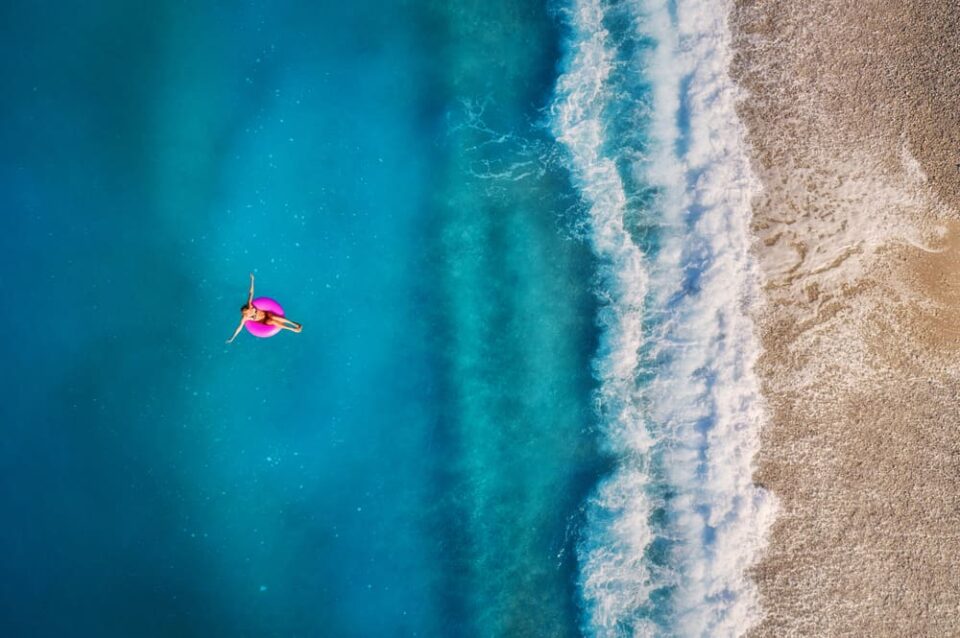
[550,0,778,635]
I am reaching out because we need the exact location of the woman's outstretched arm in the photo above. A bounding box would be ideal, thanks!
[247,273,255,305]
[226,319,245,344]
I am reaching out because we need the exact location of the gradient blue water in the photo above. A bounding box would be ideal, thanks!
[0,1,604,636]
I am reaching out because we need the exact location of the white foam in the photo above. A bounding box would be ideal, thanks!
[551,0,777,635]
[551,4,656,633]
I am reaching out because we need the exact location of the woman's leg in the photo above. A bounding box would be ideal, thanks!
[267,315,302,332]
[281,318,302,333]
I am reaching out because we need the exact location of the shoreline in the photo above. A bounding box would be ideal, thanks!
[731,0,960,634]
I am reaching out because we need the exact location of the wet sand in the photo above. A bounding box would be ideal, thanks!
[731,1,960,635]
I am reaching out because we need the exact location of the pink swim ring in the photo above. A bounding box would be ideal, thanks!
[245,297,285,338]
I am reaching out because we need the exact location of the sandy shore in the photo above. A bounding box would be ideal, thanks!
[731,0,960,635]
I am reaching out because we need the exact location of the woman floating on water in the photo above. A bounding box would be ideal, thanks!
[227,273,302,343]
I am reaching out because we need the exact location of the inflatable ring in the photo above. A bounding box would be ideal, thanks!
[245,297,284,338]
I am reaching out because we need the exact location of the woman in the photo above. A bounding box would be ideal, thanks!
[227,273,302,343]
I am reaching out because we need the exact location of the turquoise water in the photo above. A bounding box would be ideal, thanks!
[0,1,603,636]
[1,0,775,636]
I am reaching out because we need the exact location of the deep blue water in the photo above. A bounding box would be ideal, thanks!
[0,1,603,637]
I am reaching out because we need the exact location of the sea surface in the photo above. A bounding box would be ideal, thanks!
[0,1,771,636]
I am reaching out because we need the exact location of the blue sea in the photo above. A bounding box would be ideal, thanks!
[0,0,775,636]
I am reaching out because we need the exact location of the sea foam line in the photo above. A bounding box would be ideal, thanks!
[551,1,655,631]
[551,0,777,636]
